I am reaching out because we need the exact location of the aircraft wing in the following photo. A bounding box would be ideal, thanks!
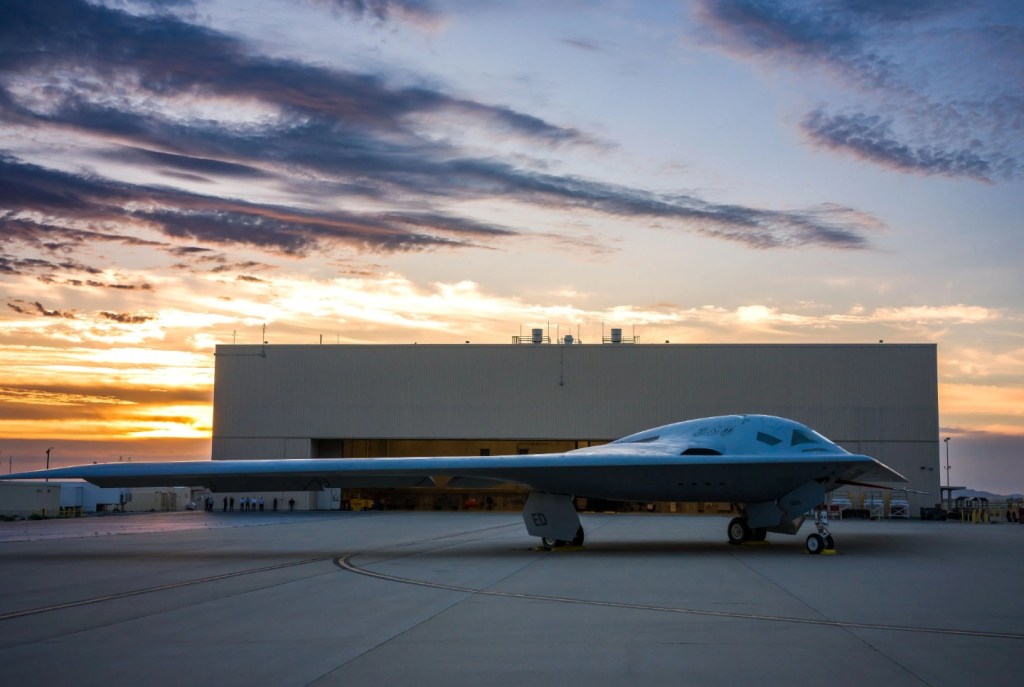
[0,416,914,551]
[1,449,905,502]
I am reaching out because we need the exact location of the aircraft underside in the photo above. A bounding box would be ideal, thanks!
[523,478,836,554]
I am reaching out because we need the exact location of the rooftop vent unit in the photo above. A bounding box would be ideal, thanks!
[513,328,550,344]
[602,327,638,344]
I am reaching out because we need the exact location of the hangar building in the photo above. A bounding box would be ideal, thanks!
[212,342,940,515]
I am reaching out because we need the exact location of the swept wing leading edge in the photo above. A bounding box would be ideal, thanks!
[2,414,906,501]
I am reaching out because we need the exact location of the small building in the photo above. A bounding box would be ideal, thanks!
[0,482,194,517]
[60,482,128,514]
[0,482,60,518]
[122,486,193,513]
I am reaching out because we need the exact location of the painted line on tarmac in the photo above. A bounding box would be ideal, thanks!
[336,553,1024,641]
[0,555,337,621]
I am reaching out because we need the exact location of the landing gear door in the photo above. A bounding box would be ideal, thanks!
[523,492,580,541]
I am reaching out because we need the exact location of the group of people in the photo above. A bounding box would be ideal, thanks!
[214,496,296,512]
[235,496,265,511]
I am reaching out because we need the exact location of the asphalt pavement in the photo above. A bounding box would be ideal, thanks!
[1,510,1021,687]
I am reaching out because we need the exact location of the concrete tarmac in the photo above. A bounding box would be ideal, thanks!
[1,511,1022,687]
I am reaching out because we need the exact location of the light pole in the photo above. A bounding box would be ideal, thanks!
[943,437,951,510]
[45,447,53,483]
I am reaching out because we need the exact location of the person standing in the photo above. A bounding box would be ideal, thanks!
[259,496,264,512]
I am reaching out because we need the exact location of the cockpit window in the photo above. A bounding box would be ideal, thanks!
[628,435,660,443]
[791,429,819,446]
[757,432,782,446]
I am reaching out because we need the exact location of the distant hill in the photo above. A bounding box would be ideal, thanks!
[952,489,1023,501]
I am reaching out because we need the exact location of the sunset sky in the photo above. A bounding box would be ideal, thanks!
[1,0,1022,493]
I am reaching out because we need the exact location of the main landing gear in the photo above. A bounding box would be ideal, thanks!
[726,517,766,545]
[804,508,835,555]
[727,512,835,553]
[540,526,585,550]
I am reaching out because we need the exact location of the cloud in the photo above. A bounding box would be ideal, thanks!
[63,279,154,290]
[1,148,875,259]
[694,0,897,87]
[0,215,166,252]
[0,1,882,254]
[0,1,586,147]
[6,300,76,318]
[694,0,1024,181]
[0,385,136,407]
[801,108,1014,181]
[0,156,517,255]
[561,38,609,53]
[100,147,272,181]
[99,311,155,324]
[306,0,444,29]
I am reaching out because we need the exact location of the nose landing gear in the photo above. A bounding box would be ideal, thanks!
[805,508,836,554]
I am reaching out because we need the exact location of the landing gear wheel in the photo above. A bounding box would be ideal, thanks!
[727,517,750,545]
[542,527,583,550]
[806,533,824,554]
[749,527,767,542]
[824,534,835,550]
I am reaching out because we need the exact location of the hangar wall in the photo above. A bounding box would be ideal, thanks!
[212,343,940,513]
